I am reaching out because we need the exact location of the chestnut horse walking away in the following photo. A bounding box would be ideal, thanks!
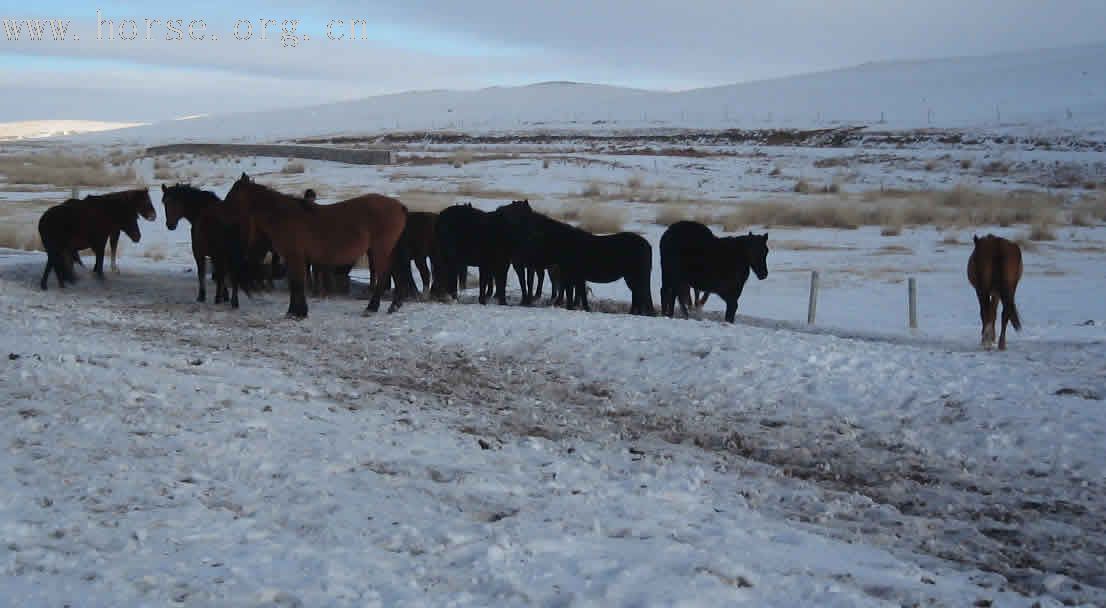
[38,189,155,290]
[224,173,410,318]
[161,183,247,307]
[967,234,1023,350]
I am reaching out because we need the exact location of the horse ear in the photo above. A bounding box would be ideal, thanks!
[973,234,979,243]
[240,172,250,182]
[161,184,167,192]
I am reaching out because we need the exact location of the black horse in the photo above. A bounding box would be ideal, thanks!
[660,221,768,322]
[433,203,517,304]
[38,189,156,290]
[161,183,248,306]
[500,201,655,315]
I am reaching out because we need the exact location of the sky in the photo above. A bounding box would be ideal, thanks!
[1,0,1105,122]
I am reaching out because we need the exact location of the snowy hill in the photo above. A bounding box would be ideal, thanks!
[84,43,1106,143]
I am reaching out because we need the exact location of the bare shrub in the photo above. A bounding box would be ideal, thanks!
[880,221,903,237]
[451,148,473,168]
[654,204,687,226]
[813,156,850,169]
[577,204,627,233]
[1026,219,1057,241]
[580,180,603,198]
[141,243,168,261]
[153,157,170,170]
[924,159,939,172]
[722,202,863,230]
[794,179,814,194]
[153,167,175,181]
[0,153,137,187]
[0,221,43,251]
[982,160,1009,175]
[542,158,551,169]
[281,160,306,174]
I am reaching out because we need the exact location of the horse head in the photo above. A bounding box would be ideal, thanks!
[161,183,186,230]
[134,188,156,222]
[121,214,142,243]
[745,232,770,280]
[225,173,260,248]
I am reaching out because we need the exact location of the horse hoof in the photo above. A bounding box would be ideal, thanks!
[361,308,375,317]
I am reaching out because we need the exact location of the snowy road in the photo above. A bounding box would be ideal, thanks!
[1,252,1104,606]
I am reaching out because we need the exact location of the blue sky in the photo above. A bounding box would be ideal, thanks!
[2,0,1105,121]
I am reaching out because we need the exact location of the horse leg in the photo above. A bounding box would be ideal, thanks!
[477,266,489,305]
[365,249,394,313]
[285,256,308,319]
[109,230,120,273]
[497,264,510,306]
[515,263,530,306]
[196,254,207,302]
[998,300,1012,351]
[415,257,431,295]
[91,242,107,279]
[677,284,692,319]
[724,298,738,323]
[40,252,55,290]
[982,294,999,349]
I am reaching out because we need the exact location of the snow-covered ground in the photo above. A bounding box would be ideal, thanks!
[1,134,1106,606]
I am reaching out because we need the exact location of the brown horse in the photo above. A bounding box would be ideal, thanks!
[38,189,155,289]
[224,173,409,318]
[967,234,1023,350]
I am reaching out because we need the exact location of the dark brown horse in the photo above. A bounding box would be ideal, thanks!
[224,173,409,318]
[967,234,1023,350]
[38,189,155,289]
[161,183,245,306]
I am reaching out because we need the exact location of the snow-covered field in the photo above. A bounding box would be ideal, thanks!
[2,130,1106,607]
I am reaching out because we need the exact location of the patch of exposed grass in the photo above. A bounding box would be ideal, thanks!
[0,152,138,187]
[280,160,306,174]
[576,204,627,234]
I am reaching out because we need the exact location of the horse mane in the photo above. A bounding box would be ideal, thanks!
[241,179,317,212]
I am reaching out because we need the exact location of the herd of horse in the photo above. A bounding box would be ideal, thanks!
[33,173,1024,349]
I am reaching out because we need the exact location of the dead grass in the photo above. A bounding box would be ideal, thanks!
[580,180,603,198]
[153,167,176,181]
[654,204,687,226]
[721,186,1067,231]
[140,243,167,261]
[280,160,306,174]
[576,204,627,234]
[1025,219,1057,241]
[0,153,138,187]
[813,157,850,169]
[0,220,43,251]
[450,148,474,168]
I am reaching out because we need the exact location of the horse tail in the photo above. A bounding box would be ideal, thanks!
[225,223,252,297]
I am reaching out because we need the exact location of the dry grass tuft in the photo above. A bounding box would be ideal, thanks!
[580,180,603,198]
[542,158,551,169]
[153,167,175,181]
[0,221,43,251]
[140,243,168,261]
[794,179,814,194]
[626,173,645,191]
[1025,219,1057,241]
[450,148,473,168]
[577,204,627,234]
[654,204,687,226]
[280,160,306,174]
[0,152,138,187]
[813,156,850,169]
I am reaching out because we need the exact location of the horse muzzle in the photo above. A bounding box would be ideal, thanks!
[167,219,179,231]
[142,210,157,221]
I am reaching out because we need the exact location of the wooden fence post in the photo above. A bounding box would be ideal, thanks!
[807,271,819,325]
[908,277,918,329]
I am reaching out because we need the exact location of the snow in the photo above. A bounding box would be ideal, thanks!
[2,154,1105,604]
[0,120,146,141]
[76,43,1106,144]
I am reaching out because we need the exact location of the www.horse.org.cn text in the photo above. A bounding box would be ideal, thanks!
[2,10,384,47]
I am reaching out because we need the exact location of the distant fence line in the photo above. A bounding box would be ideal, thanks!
[145,143,393,166]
